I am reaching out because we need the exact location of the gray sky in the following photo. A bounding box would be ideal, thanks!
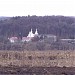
[0,0,75,16]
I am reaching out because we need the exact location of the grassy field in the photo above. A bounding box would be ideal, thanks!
[0,50,75,67]
[0,50,75,74]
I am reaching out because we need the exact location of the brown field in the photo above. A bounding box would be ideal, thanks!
[0,50,75,67]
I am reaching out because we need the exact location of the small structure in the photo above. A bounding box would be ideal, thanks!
[8,37,18,43]
[46,34,57,42]
[60,39,75,43]
[40,34,57,42]
[22,37,32,42]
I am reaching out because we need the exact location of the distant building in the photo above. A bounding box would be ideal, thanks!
[22,28,39,42]
[27,29,38,38]
[8,29,57,43]
[27,29,34,38]
[8,37,18,43]
[8,29,39,43]
[45,34,57,42]
[34,29,38,36]
[40,34,57,42]
[22,37,32,42]
[60,39,75,43]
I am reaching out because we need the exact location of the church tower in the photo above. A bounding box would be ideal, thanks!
[34,29,38,36]
[27,29,34,37]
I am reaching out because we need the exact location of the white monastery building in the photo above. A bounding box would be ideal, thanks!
[8,29,39,43]
[8,28,57,43]
[22,29,38,42]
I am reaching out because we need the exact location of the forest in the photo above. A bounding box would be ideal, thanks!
[0,16,75,38]
[0,15,75,50]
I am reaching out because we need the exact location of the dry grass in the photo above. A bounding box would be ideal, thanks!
[0,50,75,67]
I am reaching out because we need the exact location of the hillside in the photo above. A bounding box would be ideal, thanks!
[0,16,75,38]
[0,16,75,51]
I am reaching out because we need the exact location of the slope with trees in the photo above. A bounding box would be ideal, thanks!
[0,16,75,50]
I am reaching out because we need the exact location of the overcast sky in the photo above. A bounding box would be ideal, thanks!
[0,0,75,16]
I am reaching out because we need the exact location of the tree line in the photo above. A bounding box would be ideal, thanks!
[0,15,75,50]
[0,16,75,38]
